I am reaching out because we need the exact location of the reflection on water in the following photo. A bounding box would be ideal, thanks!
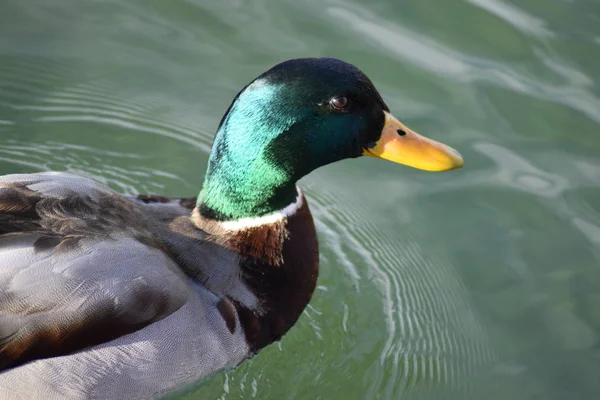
[1,0,600,399]
[465,0,552,37]
[474,142,568,197]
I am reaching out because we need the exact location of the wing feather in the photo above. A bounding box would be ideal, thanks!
[0,173,190,370]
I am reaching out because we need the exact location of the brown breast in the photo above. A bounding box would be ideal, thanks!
[192,196,319,352]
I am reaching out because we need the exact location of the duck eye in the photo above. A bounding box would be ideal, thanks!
[330,96,349,110]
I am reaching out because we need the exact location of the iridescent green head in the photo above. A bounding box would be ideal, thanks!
[198,58,463,221]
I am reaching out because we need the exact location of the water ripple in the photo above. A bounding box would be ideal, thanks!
[474,142,568,197]
[0,57,214,153]
[327,3,600,125]
[464,0,553,37]
[306,178,496,397]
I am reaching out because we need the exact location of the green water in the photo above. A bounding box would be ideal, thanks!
[1,0,600,399]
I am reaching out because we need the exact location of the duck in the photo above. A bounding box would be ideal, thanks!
[0,58,463,399]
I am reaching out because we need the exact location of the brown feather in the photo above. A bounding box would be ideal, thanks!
[234,198,319,351]
[191,196,319,352]
[0,179,189,371]
[217,297,237,334]
[191,209,288,266]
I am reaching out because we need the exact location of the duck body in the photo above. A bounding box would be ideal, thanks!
[0,172,318,399]
[0,58,463,399]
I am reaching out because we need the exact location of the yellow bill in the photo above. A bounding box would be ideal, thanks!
[363,111,464,171]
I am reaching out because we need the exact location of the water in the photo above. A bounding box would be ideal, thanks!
[1,0,600,399]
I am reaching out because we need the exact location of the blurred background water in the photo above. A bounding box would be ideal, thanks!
[1,0,600,399]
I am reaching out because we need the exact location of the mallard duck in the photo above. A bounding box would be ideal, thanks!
[0,58,462,399]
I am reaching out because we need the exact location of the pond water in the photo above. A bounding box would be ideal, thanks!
[1,0,600,399]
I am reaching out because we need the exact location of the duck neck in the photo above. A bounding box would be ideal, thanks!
[197,176,297,222]
[196,134,299,221]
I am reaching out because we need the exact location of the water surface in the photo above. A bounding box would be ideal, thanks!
[1,0,600,399]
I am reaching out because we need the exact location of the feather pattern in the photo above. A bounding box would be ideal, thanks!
[0,173,252,399]
[0,172,317,399]
[0,173,192,369]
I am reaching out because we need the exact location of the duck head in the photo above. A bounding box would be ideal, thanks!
[198,58,463,221]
